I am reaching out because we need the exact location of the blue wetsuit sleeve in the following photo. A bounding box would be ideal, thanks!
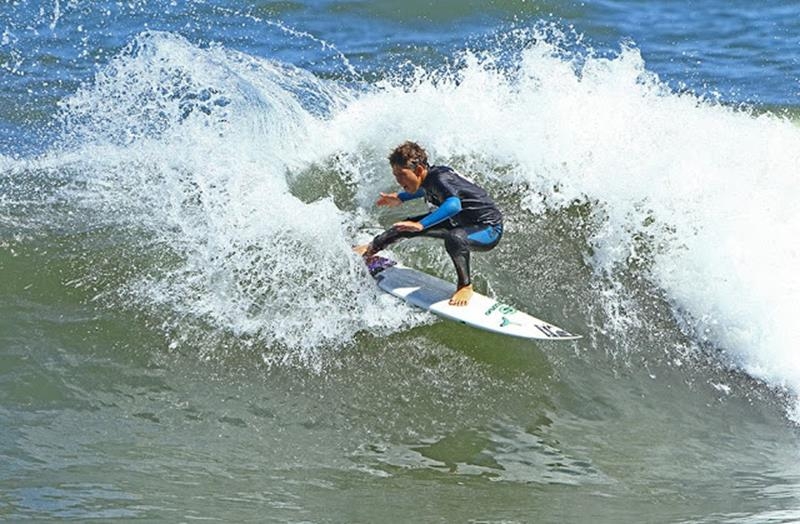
[398,189,425,202]
[419,196,462,229]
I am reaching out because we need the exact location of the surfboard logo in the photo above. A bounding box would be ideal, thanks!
[535,324,577,338]
[485,302,517,317]
[500,316,522,328]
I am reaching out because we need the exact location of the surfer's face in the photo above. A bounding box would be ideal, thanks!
[392,163,425,193]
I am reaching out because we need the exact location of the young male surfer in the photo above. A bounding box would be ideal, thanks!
[355,141,503,306]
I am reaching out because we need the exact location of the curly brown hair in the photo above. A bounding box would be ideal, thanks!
[388,141,429,168]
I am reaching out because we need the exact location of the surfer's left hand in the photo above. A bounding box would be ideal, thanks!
[392,221,424,232]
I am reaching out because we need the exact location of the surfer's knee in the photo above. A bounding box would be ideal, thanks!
[444,228,469,257]
[371,226,405,252]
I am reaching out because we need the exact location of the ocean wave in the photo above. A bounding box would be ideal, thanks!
[10,25,800,417]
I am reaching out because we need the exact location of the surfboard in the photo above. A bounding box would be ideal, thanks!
[366,255,581,341]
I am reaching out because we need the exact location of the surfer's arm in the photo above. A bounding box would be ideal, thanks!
[378,189,424,207]
[398,189,425,201]
[418,196,462,229]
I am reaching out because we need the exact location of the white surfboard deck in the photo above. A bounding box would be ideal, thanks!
[367,256,581,341]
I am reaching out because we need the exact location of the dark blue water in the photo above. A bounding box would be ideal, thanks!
[586,0,800,105]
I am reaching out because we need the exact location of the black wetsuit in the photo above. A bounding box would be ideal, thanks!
[369,165,503,288]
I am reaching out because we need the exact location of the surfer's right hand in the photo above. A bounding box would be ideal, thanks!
[376,192,402,207]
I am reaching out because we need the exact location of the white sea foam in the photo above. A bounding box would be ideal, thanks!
[50,31,423,366]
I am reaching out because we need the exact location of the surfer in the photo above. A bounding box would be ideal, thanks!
[355,141,503,306]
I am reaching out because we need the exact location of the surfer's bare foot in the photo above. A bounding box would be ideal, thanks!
[353,244,373,257]
[449,285,473,306]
